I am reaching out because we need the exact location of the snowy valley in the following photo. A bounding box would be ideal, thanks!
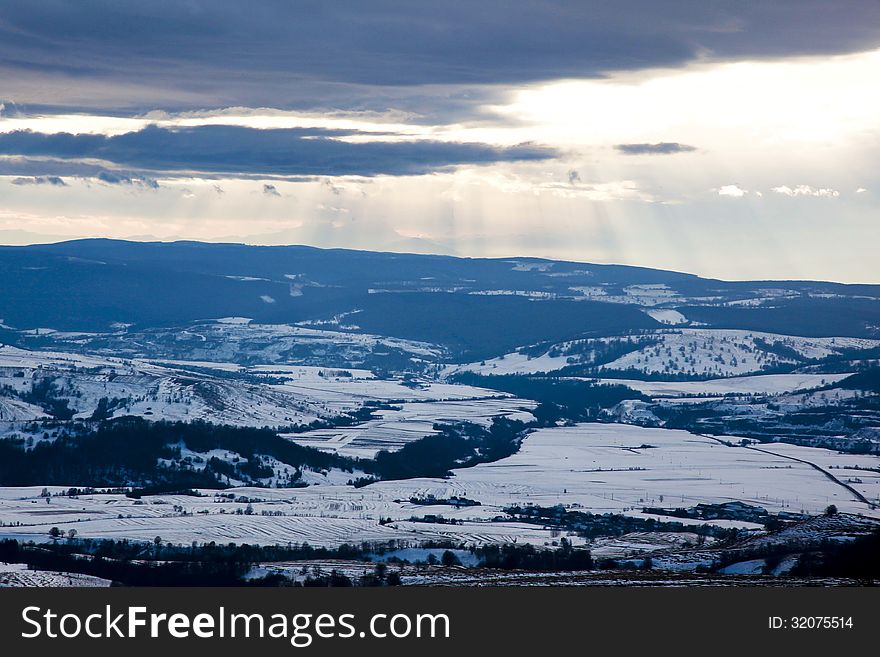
[1,240,879,586]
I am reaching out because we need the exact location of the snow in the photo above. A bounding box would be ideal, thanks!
[380,423,879,519]
[215,317,253,325]
[2,424,876,548]
[749,443,880,506]
[468,290,557,299]
[509,261,553,272]
[569,286,607,298]
[569,283,681,306]
[589,531,712,559]
[0,562,111,587]
[598,330,880,378]
[0,345,509,431]
[21,319,444,365]
[448,329,879,379]
[645,309,688,325]
[0,397,46,421]
[444,350,574,376]
[738,513,880,551]
[593,373,850,397]
[284,399,536,458]
[719,559,766,575]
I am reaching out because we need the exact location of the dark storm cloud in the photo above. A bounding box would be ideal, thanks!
[1,1,879,115]
[0,125,557,177]
[615,142,698,155]
[0,158,143,180]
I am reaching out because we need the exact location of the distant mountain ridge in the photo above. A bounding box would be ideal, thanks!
[1,240,878,360]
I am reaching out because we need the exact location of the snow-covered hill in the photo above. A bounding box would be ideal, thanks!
[449,329,880,379]
[0,345,506,431]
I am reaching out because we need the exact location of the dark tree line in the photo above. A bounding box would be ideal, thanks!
[474,539,593,571]
[789,530,880,583]
[354,417,531,485]
[506,504,738,540]
[0,538,403,587]
[0,417,363,488]
[0,414,536,490]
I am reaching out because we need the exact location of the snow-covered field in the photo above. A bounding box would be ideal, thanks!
[284,399,536,458]
[0,562,111,587]
[2,424,876,549]
[446,349,574,376]
[593,373,850,398]
[749,443,880,506]
[379,424,878,518]
[588,531,712,559]
[644,309,688,325]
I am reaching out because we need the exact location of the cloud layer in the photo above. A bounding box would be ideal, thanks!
[3,2,880,114]
[1,2,878,284]
[0,125,556,177]
[615,142,697,155]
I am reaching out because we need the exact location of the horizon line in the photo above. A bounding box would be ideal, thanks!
[3,236,879,287]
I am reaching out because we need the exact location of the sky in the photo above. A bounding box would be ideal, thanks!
[1,1,879,283]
